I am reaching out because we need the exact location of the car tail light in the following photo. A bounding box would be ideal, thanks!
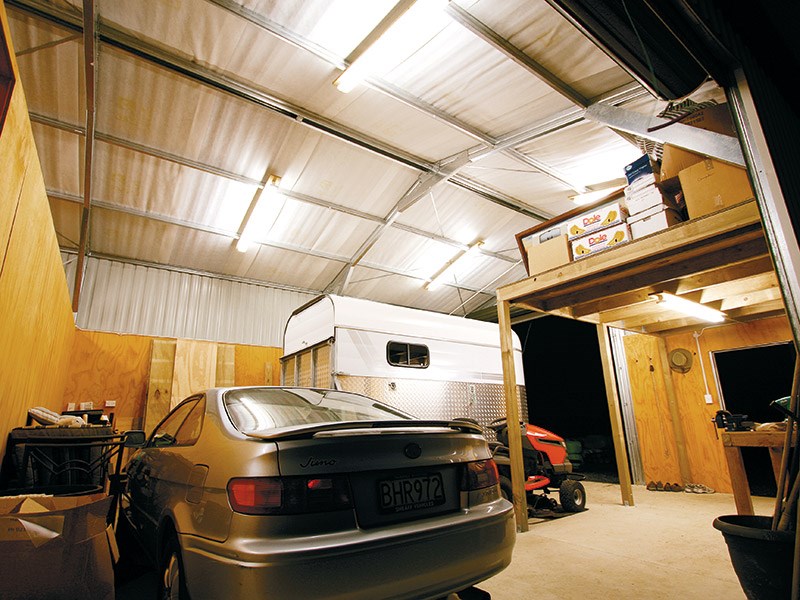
[460,459,500,491]
[227,476,352,515]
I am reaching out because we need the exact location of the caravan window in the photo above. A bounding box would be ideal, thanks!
[387,341,429,368]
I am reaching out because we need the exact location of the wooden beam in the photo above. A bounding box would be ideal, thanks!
[596,324,634,506]
[540,235,767,311]
[637,300,787,334]
[726,300,786,319]
[718,286,782,311]
[497,299,529,532]
[673,255,776,295]
[497,200,763,304]
[571,254,775,320]
[695,270,778,303]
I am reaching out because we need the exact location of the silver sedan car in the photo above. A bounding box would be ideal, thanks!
[120,387,515,599]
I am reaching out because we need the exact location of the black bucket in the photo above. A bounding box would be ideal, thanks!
[713,515,795,600]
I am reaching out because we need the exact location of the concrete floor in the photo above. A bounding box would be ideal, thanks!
[479,480,773,600]
[117,481,770,599]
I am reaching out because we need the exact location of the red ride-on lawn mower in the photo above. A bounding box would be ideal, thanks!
[488,418,587,516]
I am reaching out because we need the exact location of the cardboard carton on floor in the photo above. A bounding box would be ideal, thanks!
[678,158,755,219]
[0,493,114,600]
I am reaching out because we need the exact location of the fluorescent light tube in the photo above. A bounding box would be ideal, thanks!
[570,186,622,206]
[237,175,281,253]
[651,292,726,323]
[424,241,483,291]
[334,0,449,93]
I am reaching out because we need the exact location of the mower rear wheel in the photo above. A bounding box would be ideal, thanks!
[559,480,586,512]
[499,475,513,502]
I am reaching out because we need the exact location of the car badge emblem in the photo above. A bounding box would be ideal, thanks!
[404,443,422,459]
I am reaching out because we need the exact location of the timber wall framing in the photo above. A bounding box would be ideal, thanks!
[625,315,793,493]
[0,4,75,461]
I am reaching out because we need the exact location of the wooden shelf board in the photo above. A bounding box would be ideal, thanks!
[499,200,784,334]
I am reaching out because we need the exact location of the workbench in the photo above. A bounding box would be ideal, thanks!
[720,429,793,515]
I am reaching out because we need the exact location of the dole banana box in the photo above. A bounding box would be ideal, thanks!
[566,201,626,240]
[571,223,631,259]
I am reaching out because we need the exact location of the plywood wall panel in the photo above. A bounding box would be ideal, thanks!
[216,343,235,387]
[664,316,793,494]
[170,340,217,407]
[62,330,152,433]
[623,334,682,485]
[144,339,176,435]
[0,7,75,461]
[235,345,282,386]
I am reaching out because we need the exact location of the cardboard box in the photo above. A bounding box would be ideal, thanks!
[678,158,755,219]
[0,493,114,600]
[660,144,706,181]
[623,183,676,216]
[565,201,626,240]
[571,223,631,259]
[681,103,735,136]
[523,234,571,275]
[629,206,684,239]
[624,154,658,186]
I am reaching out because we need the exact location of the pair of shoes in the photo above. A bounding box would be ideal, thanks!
[647,481,684,491]
[684,483,715,494]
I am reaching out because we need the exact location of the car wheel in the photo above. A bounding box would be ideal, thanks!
[559,480,586,512]
[159,533,190,600]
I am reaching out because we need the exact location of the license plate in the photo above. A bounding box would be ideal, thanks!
[377,473,445,514]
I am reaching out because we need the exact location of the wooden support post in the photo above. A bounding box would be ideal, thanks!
[656,336,692,485]
[497,299,529,532]
[596,324,635,506]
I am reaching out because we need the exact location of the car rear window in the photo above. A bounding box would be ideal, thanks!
[223,388,410,433]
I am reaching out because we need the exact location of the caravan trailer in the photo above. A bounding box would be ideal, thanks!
[280,295,527,432]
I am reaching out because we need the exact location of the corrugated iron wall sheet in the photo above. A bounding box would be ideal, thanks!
[62,253,314,347]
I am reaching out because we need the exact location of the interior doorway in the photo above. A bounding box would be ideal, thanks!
[513,316,618,483]
[713,341,797,496]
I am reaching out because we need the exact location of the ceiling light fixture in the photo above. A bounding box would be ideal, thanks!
[237,175,282,253]
[570,186,623,206]
[333,0,449,93]
[651,292,726,323]
[424,241,484,291]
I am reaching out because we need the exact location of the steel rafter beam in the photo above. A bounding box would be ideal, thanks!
[445,2,589,108]
[10,0,556,224]
[32,111,519,264]
[48,189,494,295]
[584,103,745,166]
[72,0,96,313]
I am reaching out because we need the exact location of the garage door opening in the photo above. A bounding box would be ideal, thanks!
[713,341,797,497]
[513,316,618,483]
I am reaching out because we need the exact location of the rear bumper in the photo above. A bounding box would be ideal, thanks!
[180,499,515,600]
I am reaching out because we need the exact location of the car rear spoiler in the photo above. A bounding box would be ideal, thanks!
[243,419,485,441]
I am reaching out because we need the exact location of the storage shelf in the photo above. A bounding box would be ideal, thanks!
[498,200,781,334]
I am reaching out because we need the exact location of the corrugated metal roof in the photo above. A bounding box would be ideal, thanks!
[6,0,726,322]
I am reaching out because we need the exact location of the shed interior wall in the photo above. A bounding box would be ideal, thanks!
[0,3,75,462]
[61,329,283,436]
[624,315,793,494]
